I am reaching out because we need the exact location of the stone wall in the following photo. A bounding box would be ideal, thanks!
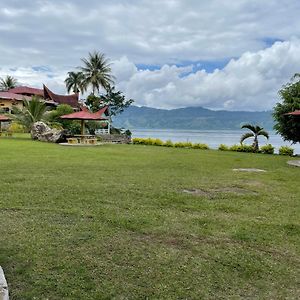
[96,134,131,144]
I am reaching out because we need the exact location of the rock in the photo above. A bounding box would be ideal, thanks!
[31,121,67,143]
[0,266,9,300]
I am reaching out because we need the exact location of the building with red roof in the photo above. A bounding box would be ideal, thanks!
[0,85,79,113]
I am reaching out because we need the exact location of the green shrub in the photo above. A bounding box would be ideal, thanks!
[183,142,193,148]
[124,130,132,137]
[8,122,26,133]
[218,144,229,151]
[50,122,64,130]
[174,142,186,148]
[192,143,210,150]
[279,146,294,156]
[145,138,154,145]
[132,138,143,144]
[260,144,275,154]
[153,138,164,146]
[164,140,174,147]
[229,144,254,153]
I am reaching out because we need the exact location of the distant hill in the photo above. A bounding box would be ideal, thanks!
[113,106,274,130]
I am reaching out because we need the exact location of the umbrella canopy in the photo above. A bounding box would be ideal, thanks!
[0,114,12,131]
[60,106,109,135]
[285,110,300,116]
[60,106,108,121]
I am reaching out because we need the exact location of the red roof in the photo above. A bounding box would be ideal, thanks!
[0,114,11,121]
[93,106,109,118]
[60,107,108,120]
[0,92,32,101]
[44,85,79,108]
[286,110,300,116]
[8,86,44,97]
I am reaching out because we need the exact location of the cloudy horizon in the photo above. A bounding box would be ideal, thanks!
[1,0,300,111]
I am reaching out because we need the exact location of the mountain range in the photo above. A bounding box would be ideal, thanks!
[113,106,274,130]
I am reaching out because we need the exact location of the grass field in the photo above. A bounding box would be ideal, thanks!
[0,137,299,299]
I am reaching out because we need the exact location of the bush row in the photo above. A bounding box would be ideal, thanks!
[132,138,209,149]
[218,143,294,156]
[132,138,294,156]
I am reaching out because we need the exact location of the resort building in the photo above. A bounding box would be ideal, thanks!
[0,85,79,113]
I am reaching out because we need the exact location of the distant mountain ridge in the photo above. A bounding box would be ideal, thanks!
[113,106,274,130]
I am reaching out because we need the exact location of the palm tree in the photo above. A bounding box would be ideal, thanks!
[240,124,269,152]
[65,71,85,94]
[12,96,48,130]
[80,51,114,94]
[0,75,18,91]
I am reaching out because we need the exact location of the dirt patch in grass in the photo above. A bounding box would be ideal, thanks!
[232,168,267,172]
[182,186,257,197]
[135,232,300,263]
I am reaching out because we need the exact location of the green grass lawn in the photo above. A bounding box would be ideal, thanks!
[0,137,299,299]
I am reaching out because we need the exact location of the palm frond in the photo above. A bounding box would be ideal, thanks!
[258,130,269,139]
[241,123,256,132]
[240,132,254,144]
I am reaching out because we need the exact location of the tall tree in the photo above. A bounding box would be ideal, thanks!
[64,71,85,94]
[86,86,134,115]
[12,97,48,130]
[80,51,114,94]
[273,74,300,144]
[240,124,269,152]
[0,75,18,91]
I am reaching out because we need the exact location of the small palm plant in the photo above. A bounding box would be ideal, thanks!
[240,124,269,152]
[0,75,18,91]
[12,97,48,131]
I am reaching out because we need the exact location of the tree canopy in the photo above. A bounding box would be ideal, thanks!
[65,71,85,94]
[0,75,18,91]
[80,51,114,94]
[86,86,134,116]
[46,104,81,134]
[273,74,300,144]
[12,97,48,130]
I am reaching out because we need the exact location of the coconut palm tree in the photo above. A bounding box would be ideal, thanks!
[240,124,269,152]
[65,71,85,94]
[0,75,18,91]
[12,96,48,130]
[80,51,114,94]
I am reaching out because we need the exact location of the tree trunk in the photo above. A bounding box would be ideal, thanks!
[252,135,259,152]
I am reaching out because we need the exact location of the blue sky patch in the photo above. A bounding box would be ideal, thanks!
[32,65,52,72]
[137,59,232,76]
[262,37,284,47]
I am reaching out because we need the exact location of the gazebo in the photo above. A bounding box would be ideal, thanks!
[60,106,109,144]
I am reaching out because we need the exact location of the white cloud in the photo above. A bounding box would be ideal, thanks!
[112,39,300,111]
[1,39,300,111]
[1,0,300,66]
[1,1,300,110]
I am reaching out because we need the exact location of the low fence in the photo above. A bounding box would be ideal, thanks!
[95,128,110,134]
[96,134,131,144]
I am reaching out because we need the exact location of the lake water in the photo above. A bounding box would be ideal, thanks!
[132,129,300,154]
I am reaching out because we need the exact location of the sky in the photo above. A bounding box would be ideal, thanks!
[1,0,300,111]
